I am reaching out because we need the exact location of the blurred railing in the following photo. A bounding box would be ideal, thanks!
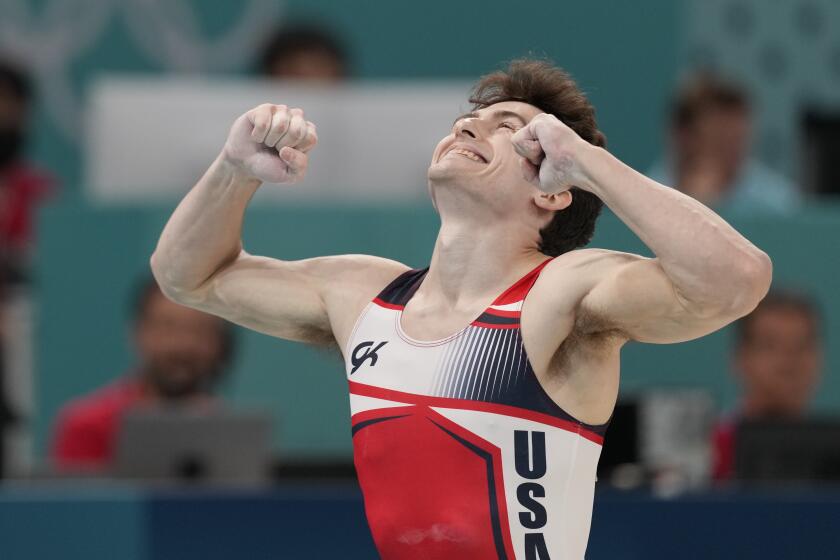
[1,482,838,559]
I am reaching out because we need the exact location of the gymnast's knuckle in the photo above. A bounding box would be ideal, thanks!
[254,105,274,118]
[273,118,290,133]
[534,113,553,126]
[287,126,305,143]
[251,107,267,121]
[250,118,267,132]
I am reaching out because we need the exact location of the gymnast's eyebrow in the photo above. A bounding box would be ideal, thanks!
[492,110,527,126]
[452,110,527,127]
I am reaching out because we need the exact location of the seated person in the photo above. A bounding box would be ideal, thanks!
[712,289,823,480]
[258,24,349,81]
[647,71,800,215]
[0,58,55,283]
[51,277,233,472]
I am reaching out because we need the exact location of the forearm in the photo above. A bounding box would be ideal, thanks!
[576,145,772,313]
[151,154,261,295]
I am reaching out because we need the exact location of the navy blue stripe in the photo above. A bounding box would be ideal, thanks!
[430,420,508,560]
[351,414,410,436]
[474,312,519,326]
[432,326,611,436]
[376,268,429,305]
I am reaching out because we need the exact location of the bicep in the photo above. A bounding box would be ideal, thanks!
[206,253,332,342]
[171,252,408,345]
[580,256,740,343]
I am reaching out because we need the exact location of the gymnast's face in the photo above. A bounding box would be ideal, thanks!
[428,101,545,214]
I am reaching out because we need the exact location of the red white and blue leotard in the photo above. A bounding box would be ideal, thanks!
[345,259,608,560]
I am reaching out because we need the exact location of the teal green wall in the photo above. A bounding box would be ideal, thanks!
[26,0,682,192]
[35,203,840,460]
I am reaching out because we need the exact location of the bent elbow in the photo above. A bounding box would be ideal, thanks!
[149,251,164,283]
[730,249,773,316]
[676,249,772,321]
[149,252,198,305]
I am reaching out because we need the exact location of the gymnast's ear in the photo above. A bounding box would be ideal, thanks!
[533,189,572,212]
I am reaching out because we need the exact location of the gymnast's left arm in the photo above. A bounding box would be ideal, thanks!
[512,113,772,343]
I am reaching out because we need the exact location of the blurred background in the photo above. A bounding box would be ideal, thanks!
[0,0,838,558]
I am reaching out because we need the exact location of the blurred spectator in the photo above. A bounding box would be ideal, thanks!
[258,24,349,81]
[712,289,823,480]
[0,58,54,282]
[51,278,234,473]
[647,71,800,215]
[1,58,53,477]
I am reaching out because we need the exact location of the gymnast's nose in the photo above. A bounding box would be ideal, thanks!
[455,117,479,139]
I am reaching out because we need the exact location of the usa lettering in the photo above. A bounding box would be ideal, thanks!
[515,430,551,560]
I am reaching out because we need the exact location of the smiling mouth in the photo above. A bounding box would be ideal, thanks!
[446,148,487,163]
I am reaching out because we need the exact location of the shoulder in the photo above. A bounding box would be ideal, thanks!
[232,253,411,304]
[520,251,631,370]
[316,254,411,282]
[314,254,411,298]
[530,248,648,333]
[317,255,412,342]
[539,248,646,286]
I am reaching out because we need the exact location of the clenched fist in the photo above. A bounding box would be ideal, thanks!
[222,104,317,184]
[511,113,591,194]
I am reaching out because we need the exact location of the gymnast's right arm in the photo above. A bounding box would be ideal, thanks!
[150,103,406,346]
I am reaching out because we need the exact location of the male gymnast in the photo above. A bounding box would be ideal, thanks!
[151,59,771,559]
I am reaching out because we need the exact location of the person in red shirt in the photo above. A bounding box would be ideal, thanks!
[51,278,233,472]
[0,59,54,280]
[1,58,55,477]
[711,289,823,480]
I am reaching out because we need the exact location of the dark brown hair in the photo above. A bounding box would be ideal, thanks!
[258,24,348,77]
[469,58,606,257]
[671,71,749,129]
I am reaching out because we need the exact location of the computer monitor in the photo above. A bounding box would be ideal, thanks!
[802,110,840,196]
[112,407,272,485]
[597,400,639,481]
[735,418,840,483]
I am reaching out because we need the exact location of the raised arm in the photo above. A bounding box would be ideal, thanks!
[151,104,407,347]
[513,113,772,343]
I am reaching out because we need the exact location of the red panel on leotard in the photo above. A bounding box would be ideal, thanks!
[353,406,515,559]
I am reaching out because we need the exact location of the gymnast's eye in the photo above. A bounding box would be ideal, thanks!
[499,122,518,131]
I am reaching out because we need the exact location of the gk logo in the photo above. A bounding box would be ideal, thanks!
[350,341,388,374]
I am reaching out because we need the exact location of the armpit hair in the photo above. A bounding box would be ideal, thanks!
[549,319,622,379]
[573,299,624,339]
[296,325,341,356]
